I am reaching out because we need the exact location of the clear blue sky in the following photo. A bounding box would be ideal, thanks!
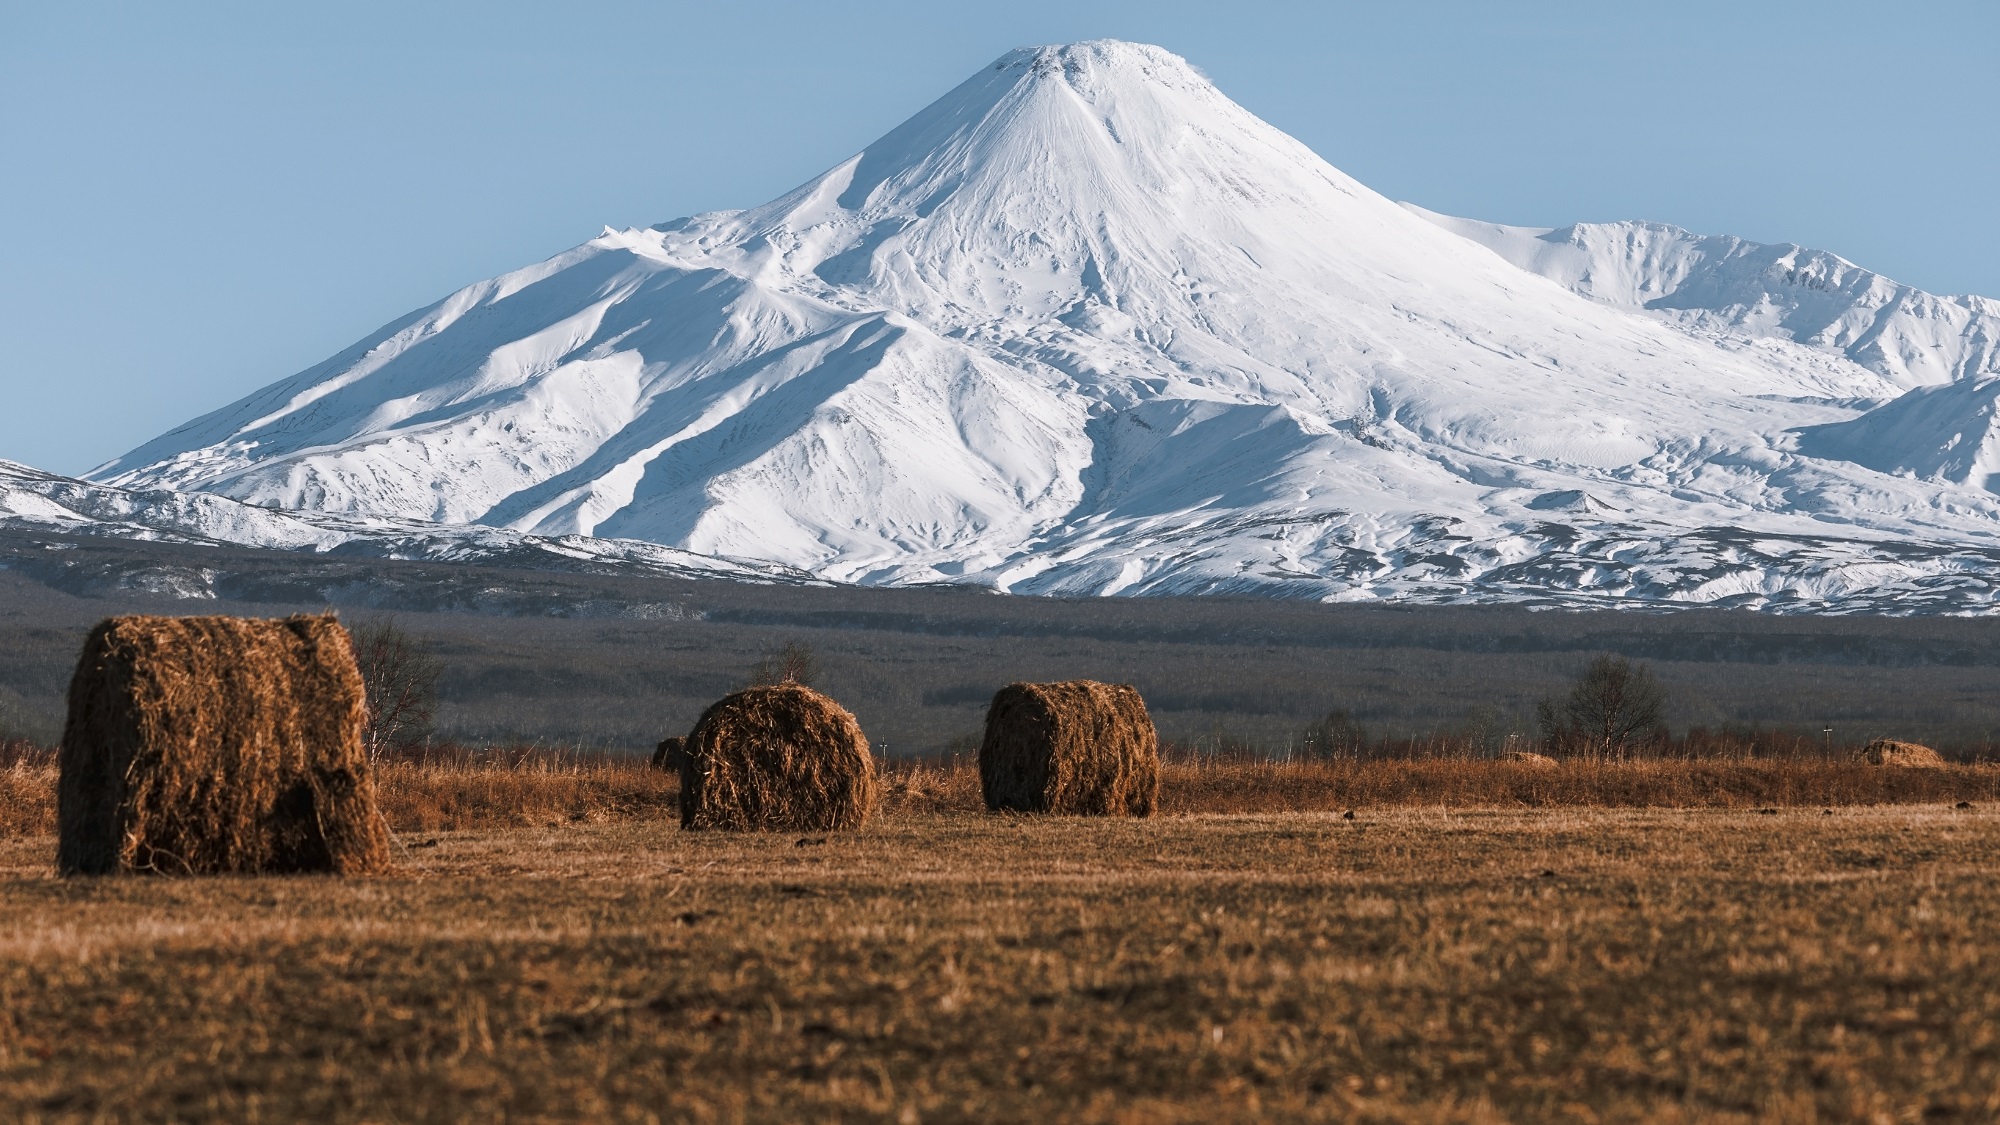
[3,0,1995,475]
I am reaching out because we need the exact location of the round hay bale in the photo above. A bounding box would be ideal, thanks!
[1859,739,1946,768]
[58,613,391,876]
[1502,750,1559,768]
[681,684,875,831]
[980,681,1159,816]
[651,735,687,772]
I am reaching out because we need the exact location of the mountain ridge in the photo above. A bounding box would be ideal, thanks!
[1403,204,2000,390]
[0,459,813,587]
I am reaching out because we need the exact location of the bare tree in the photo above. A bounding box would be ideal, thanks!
[1537,654,1667,756]
[748,640,819,688]
[1300,708,1369,759]
[350,617,442,758]
[1455,704,1502,753]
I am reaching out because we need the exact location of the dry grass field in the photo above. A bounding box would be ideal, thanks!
[6,754,2000,1122]
[9,533,2000,1120]
[11,746,2000,835]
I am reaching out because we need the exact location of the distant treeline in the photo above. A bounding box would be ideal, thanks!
[2,529,1999,754]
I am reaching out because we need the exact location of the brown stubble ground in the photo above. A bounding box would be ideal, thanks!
[13,755,2000,837]
[4,806,2000,1124]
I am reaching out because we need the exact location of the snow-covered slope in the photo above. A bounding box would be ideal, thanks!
[1403,205,2000,390]
[18,457,2000,613]
[90,41,2000,611]
[0,460,810,584]
[1796,377,2000,489]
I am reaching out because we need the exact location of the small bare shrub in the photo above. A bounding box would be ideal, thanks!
[351,617,443,758]
[748,640,820,688]
[1299,708,1370,759]
[1538,655,1667,756]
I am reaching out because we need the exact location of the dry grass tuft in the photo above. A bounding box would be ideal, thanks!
[878,757,985,815]
[1152,755,2000,813]
[979,681,1159,816]
[0,738,56,837]
[57,614,390,875]
[681,684,875,831]
[371,745,677,831]
[1860,738,1947,767]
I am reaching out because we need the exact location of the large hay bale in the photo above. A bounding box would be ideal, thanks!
[1502,750,1559,768]
[980,681,1159,816]
[58,614,391,875]
[680,684,874,831]
[1859,739,1946,768]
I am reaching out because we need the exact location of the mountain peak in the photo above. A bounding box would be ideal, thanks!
[993,40,1210,92]
[87,44,2000,612]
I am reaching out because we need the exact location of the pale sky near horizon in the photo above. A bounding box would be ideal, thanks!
[3,0,1995,475]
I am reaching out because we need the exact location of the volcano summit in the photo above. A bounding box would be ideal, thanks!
[94,41,2000,611]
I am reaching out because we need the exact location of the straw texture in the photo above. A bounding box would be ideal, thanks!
[980,680,1158,816]
[680,684,875,831]
[58,613,391,875]
[1859,739,1946,768]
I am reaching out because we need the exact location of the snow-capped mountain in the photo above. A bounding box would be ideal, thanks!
[87,40,2000,611]
[0,459,809,585]
[1404,205,2000,390]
